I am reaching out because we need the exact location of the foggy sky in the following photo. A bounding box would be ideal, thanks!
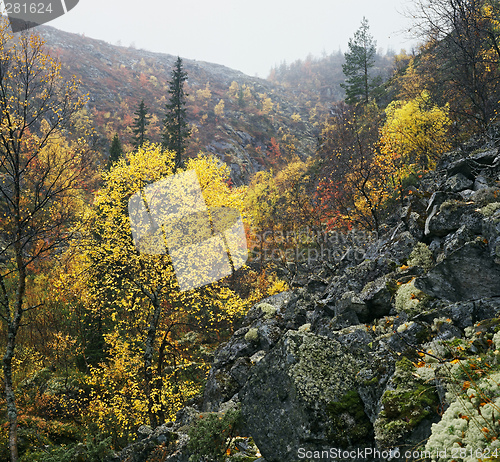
[48,0,416,77]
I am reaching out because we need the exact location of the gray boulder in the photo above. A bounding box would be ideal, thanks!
[425,200,483,237]
[443,173,473,192]
[360,276,395,320]
[240,330,371,462]
[415,240,500,302]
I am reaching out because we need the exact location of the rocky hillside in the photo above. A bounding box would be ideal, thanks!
[36,25,331,184]
[111,135,500,461]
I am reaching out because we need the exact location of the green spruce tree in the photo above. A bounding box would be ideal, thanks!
[107,133,123,168]
[132,99,150,148]
[341,17,378,105]
[162,57,191,171]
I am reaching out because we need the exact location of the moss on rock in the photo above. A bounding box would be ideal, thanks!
[327,389,372,447]
[255,302,277,319]
[374,357,439,448]
[244,328,259,343]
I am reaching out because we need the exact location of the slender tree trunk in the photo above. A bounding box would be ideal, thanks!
[144,294,163,428]
[2,144,27,462]
[4,325,20,462]
[155,329,170,424]
[3,265,25,462]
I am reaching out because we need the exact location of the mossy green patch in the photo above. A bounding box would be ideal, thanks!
[188,409,242,462]
[374,357,439,448]
[363,376,379,387]
[385,279,399,296]
[244,328,259,342]
[439,199,466,212]
[326,390,372,448]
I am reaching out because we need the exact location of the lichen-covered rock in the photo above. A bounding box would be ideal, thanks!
[425,200,483,237]
[407,242,434,271]
[395,279,429,316]
[365,230,418,266]
[425,372,500,462]
[480,201,500,217]
[374,357,439,450]
[202,293,291,412]
[240,330,370,462]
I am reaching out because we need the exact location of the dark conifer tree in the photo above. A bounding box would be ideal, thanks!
[162,57,190,171]
[341,17,378,105]
[107,133,123,168]
[132,99,150,148]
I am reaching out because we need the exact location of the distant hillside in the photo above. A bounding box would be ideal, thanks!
[37,26,338,184]
[268,51,397,111]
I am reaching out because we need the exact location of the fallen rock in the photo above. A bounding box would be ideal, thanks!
[425,200,483,237]
[415,240,500,302]
[240,330,370,462]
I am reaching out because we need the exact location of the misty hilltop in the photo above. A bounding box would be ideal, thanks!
[36,25,325,184]
[35,24,397,185]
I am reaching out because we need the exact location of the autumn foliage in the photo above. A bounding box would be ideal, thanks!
[4,1,500,459]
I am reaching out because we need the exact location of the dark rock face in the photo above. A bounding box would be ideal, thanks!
[415,241,500,301]
[443,173,474,192]
[360,275,394,320]
[425,200,482,237]
[202,292,293,412]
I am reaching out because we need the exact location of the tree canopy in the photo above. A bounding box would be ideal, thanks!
[0,24,92,462]
[341,17,378,105]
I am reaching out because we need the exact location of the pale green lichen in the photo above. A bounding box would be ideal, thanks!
[493,331,500,350]
[431,317,453,333]
[298,323,311,332]
[464,326,475,339]
[480,201,500,217]
[425,372,500,461]
[395,279,428,316]
[256,302,277,319]
[407,242,434,271]
[288,332,360,404]
[473,187,500,206]
[245,328,259,342]
[397,321,414,333]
